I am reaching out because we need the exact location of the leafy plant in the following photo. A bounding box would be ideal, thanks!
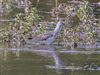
[52,0,100,48]
[14,7,42,34]
[0,7,42,46]
[77,1,93,21]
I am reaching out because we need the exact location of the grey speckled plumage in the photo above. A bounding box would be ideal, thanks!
[28,20,65,45]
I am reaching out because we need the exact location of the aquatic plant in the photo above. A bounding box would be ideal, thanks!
[0,6,43,47]
[15,7,42,34]
[52,0,100,48]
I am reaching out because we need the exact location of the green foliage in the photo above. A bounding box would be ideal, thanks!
[15,7,42,34]
[77,1,93,21]
[52,0,99,47]
[0,7,42,45]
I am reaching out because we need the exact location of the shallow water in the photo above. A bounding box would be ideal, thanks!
[0,44,100,75]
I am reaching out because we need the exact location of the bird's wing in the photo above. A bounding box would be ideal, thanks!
[40,33,53,40]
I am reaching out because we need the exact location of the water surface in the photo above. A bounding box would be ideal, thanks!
[0,44,100,75]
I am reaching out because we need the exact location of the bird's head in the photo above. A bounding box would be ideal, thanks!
[58,18,65,26]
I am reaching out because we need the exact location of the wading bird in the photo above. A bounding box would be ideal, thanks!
[28,20,65,45]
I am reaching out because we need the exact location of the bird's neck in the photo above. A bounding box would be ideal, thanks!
[53,21,63,37]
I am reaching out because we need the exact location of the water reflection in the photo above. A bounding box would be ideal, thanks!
[0,44,100,75]
[45,45,64,73]
[0,44,64,72]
